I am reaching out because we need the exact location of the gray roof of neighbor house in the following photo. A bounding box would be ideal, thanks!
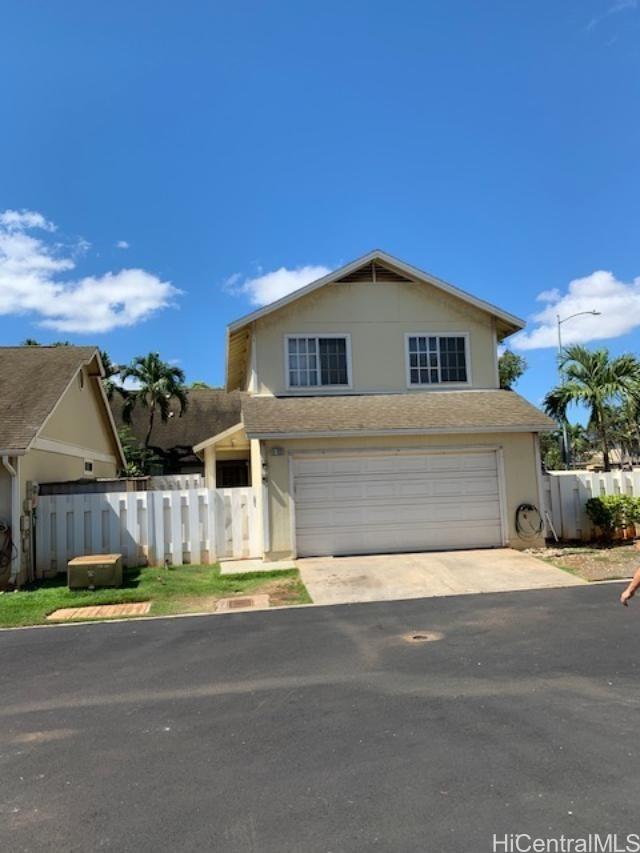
[110,388,246,453]
[242,391,555,438]
[0,346,105,453]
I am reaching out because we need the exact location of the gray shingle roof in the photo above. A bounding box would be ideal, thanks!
[242,391,555,437]
[110,388,245,454]
[0,346,100,452]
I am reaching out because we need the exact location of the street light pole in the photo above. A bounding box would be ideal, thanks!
[556,314,570,469]
[556,310,601,469]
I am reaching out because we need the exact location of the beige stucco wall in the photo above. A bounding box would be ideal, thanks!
[251,280,499,396]
[262,432,544,559]
[41,367,119,455]
[19,451,115,502]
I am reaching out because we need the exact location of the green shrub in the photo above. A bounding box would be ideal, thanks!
[585,495,640,540]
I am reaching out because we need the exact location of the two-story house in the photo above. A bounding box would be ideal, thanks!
[195,250,553,561]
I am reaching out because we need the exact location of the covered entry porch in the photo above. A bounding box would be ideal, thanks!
[195,423,253,489]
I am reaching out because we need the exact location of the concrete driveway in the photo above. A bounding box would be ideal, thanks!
[296,547,584,605]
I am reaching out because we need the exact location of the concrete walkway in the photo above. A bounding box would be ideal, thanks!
[296,548,584,606]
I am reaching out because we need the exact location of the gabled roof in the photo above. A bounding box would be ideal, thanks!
[242,390,554,439]
[0,346,124,464]
[226,249,525,391]
[228,250,525,333]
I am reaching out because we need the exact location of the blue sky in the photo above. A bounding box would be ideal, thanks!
[1,0,639,407]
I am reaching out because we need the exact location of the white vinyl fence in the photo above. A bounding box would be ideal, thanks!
[35,486,259,576]
[543,469,640,541]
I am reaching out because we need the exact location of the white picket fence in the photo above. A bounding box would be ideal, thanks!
[543,469,640,541]
[35,487,259,576]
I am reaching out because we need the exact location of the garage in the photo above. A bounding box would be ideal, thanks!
[292,449,505,557]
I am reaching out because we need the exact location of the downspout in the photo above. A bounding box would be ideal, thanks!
[1,455,21,586]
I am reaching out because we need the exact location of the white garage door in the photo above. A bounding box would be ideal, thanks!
[293,450,504,557]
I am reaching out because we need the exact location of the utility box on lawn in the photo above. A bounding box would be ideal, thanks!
[67,554,123,589]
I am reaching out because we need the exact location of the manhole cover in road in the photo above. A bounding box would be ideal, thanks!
[403,631,443,643]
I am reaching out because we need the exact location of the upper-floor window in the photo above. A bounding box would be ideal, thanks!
[286,334,351,388]
[406,334,469,385]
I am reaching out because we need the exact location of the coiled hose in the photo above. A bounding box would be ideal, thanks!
[515,503,544,541]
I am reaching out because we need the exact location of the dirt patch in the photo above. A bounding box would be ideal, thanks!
[168,596,220,613]
[259,578,310,607]
[527,544,639,582]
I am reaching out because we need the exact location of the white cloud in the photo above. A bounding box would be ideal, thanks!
[115,240,129,249]
[0,209,179,333]
[227,264,331,306]
[536,288,561,303]
[513,270,640,350]
[586,0,636,29]
[0,209,56,232]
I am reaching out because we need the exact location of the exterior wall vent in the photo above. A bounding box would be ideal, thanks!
[336,261,412,283]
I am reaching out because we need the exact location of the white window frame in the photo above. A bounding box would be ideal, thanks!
[404,332,472,388]
[284,333,353,392]
[83,459,95,476]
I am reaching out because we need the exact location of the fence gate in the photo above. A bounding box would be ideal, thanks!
[35,486,260,575]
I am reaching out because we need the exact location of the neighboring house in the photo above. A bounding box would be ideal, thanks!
[110,389,246,482]
[0,346,125,587]
[584,449,629,471]
[195,251,555,559]
[195,250,554,561]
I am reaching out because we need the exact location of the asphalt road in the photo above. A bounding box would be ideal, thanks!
[1,584,638,853]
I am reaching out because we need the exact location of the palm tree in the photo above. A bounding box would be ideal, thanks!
[601,400,640,465]
[100,350,123,401]
[565,422,592,467]
[120,353,188,448]
[544,345,640,471]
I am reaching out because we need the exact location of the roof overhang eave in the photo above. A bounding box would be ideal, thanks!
[245,423,555,441]
[193,422,247,455]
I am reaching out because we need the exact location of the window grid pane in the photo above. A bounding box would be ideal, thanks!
[319,338,347,385]
[408,336,466,385]
[289,337,348,387]
[439,336,467,382]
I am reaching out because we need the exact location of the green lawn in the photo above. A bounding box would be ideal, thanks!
[0,564,311,628]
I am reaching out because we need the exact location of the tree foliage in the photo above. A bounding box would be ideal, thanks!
[120,353,188,448]
[100,350,124,401]
[498,350,527,390]
[586,495,640,541]
[543,345,640,472]
[117,426,162,476]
